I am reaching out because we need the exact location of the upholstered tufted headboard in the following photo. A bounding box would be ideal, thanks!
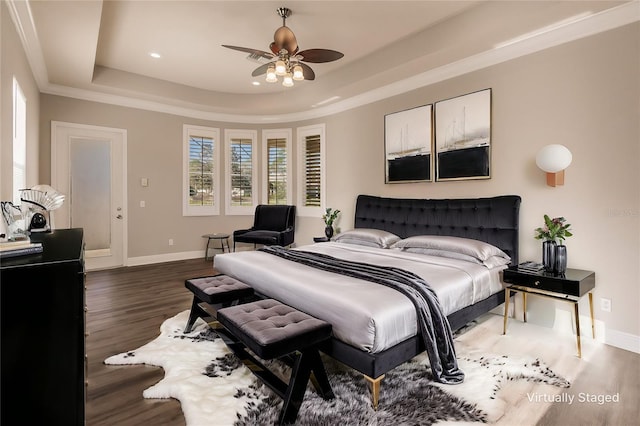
[354,194,521,265]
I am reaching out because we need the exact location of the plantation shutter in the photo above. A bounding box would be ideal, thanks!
[267,138,287,204]
[304,134,321,207]
[230,138,253,207]
[188,135,214,207]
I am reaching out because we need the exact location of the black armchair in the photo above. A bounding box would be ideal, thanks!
[233,205,296,251]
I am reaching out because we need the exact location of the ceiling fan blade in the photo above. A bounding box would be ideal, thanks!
[299,62,315,80]
[221,45,274,60]
[298,49,344,63]
[251,62,273,77]
[273,26,298,55]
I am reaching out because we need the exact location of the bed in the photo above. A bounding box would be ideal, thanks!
[214,194,521,404]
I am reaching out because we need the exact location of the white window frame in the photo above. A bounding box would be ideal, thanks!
[262,128,292,205]
[13,77,26,205]
[296,123,326,218]
[224,129,258,215]
[183,124,220,216]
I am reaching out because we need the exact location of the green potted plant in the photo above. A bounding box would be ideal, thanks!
[534,215,573,273]
[322,207,340,239]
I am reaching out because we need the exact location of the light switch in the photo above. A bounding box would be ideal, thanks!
[141,177,149,187]
[140,200,146,208]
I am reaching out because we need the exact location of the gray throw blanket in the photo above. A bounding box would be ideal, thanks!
[259,246,464,384]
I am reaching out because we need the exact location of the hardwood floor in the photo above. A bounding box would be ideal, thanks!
[85,259,640,426]
[86,258,214,426]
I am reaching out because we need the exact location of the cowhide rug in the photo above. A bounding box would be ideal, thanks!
[104,310,570,426]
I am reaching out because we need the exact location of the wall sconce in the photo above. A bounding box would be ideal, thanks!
[535,144,572,187]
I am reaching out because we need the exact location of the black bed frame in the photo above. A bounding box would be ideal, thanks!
[318,194,521,380]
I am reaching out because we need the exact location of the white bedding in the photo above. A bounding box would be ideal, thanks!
[214,242,505,354]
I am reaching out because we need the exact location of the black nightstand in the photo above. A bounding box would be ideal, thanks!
[502,266,596,358]
[313,237,329,243]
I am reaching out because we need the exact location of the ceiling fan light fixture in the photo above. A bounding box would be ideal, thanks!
[292,64,304,81]
[275,60,287,75]
[222,7,343,88]
[266,65,277,83]
[282,73,294,87]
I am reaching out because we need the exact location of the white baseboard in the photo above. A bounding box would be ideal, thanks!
[553,309,640,354]
[127,246,256,267]
[127,250,205,266]
[606,329,640,354]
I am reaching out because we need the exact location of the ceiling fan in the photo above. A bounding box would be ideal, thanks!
[222,7,344,87]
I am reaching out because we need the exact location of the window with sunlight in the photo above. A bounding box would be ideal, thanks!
[13,78,26,204]
[183,125,220,216]
[225,129,257,215]
[262,129,292,205]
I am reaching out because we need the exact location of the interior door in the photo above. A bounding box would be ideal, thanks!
[51,121,127,270]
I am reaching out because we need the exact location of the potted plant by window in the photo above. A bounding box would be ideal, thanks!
[534,215,573,273]
[322,208,340,239]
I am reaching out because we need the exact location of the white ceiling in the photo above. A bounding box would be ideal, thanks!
[9,1,636,120]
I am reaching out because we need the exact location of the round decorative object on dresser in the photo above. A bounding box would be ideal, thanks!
[555,245,567,274]
[324,225,334,239]
[542,240,557,272]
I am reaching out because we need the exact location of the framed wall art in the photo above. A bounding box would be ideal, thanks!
[435,88,491,181]
[384,104,432,183]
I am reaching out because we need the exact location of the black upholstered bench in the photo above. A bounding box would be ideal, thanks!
[183,274,254,333]
[217,299,335,425]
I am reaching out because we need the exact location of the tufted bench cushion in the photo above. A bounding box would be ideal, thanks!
[183,274,254,333]
[217,299,332,360]
[216,298,334,425]
[185,274,254,305]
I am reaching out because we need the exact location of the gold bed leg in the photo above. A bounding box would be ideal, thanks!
[364,374,384,410]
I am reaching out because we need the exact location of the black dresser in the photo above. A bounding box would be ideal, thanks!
[1,228,86,425]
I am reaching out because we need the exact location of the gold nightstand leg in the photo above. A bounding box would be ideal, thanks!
[588,292,595,339]
[522,292,527,323]
[574,302,582,358]
[503,288,510,334]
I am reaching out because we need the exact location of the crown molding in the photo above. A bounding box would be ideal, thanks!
[8,0,639,124]
[5,0,49,88]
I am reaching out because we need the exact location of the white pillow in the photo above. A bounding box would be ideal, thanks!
[483,255,512,268]
[391,235,510,267]
[334,228,401,249]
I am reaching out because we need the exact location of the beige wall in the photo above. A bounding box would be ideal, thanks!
[1,1,40,203]
[320,23,639,339]
[32,22,640,344]
[326,23,640,342]
[38,98,274,258]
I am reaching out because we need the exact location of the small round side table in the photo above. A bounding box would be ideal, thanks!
[201,233,230,261]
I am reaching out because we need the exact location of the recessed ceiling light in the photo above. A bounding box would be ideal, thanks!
[252,81,261,86]
[149,52,161,59]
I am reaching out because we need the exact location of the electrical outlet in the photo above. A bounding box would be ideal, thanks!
[600,298,611,312]
[168,238,174,246]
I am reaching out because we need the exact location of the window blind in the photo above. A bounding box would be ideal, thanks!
[303,134,321,207]
[267,138,287,204]
[230,138,253,207]
[188,136,214,206]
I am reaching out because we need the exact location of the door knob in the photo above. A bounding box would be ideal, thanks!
[116,214,123,219]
